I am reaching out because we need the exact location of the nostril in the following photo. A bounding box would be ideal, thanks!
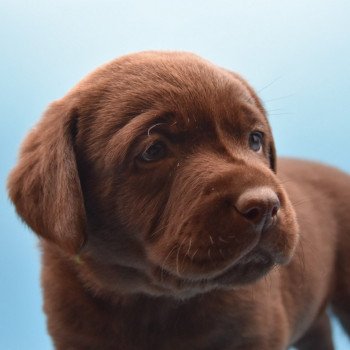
[243,207,261,221]
[271,204,279,218]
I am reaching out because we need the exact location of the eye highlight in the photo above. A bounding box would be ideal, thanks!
[249,132,263,152]
[140,141,167,162]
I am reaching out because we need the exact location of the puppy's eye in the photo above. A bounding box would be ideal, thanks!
[140,141,167,162]
[249,132,263,152]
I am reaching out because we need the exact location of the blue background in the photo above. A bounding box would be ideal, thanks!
[1,1,349,349]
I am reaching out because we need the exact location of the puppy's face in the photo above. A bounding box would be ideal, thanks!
[8,52,299,299]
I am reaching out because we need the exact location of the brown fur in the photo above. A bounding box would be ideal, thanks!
[8,51,350,349]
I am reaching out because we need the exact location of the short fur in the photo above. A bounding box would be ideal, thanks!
[8,51,350,349]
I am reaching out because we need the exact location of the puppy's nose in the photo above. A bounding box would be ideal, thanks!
[235,187,280,230]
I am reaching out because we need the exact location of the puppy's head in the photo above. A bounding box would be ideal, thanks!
[8,52,299,299]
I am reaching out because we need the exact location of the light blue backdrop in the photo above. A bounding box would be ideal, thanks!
[1,1,349,349]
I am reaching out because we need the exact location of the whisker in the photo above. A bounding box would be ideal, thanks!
[160,244,178,282]
[268,112,293,117]
[264,93,295,102]
[209,235,214,245]
[149,220,174,239]
[298,240,306,280]
[181,238,193,272]
[218,236,229,243]
[267,108,284,112]
[277,179,293,186]
[191,248,199,261]
[186,238,192,257]
[176,237,188,275]
[257,76,282,93]
[292,198,311,208]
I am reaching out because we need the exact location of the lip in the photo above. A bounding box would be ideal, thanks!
[212,250,274,284]
[151,249,275,293]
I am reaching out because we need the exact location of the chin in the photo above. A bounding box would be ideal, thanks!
[147,247,283,299]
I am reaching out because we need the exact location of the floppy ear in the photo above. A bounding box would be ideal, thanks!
[7,100,86,254]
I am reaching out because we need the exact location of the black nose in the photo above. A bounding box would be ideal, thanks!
[235,187,280,230]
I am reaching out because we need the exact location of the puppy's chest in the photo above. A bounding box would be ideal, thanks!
[108,300,252,350]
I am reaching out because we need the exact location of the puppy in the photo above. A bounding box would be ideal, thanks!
[8,51,350,350]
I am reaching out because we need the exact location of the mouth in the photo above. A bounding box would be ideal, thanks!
[150,249,275,297]
[212,250,275,286]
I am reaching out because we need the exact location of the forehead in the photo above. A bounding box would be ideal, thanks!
[97,52,266,132]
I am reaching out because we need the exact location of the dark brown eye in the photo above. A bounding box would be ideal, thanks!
[140,141,167,162]
[249,132,263,152]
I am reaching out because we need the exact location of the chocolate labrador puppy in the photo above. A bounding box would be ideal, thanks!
[8,51,350,350]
